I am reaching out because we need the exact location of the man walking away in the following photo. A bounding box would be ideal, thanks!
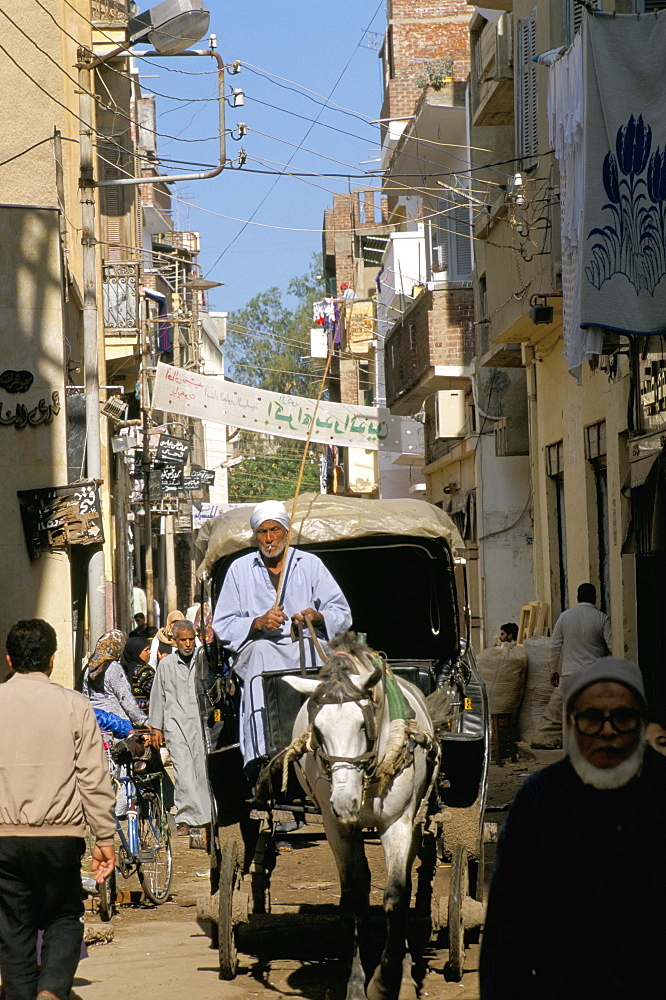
[0,620,116,1000]
[532,583,611,748]
[549,582,611,686]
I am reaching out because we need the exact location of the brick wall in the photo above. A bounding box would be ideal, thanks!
[380,0,472,124]
[385,287,474,405]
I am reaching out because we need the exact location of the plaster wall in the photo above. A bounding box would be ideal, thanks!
[530,341,634,657]
[475,433,533,646]
[0,206,73,684]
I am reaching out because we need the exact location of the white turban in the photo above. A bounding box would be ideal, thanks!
[250,500,290,534]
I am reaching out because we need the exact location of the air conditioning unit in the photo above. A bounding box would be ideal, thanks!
[435,390,467,439]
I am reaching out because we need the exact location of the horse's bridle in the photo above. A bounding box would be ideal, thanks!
[307,689,379,782]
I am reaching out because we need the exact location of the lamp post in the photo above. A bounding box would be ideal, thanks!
[77,0,211,642]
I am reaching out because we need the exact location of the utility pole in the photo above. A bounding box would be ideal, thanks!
[141,353,155,625]
[78,49,107,645]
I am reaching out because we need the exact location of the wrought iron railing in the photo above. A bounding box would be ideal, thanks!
[91,0,129,24]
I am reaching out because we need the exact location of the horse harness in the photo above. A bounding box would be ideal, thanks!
[306,686,379,785]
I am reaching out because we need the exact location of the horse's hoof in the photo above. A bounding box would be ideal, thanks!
[366,969,391,1000]
[398,953,417,1000]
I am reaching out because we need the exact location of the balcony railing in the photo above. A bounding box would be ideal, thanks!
[102,262,140,335]
[92,0,129,23]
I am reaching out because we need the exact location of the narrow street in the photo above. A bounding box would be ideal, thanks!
[75,750,560,1000]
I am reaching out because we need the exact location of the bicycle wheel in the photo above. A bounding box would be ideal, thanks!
[98,867,116,921]
[137,792,172,904]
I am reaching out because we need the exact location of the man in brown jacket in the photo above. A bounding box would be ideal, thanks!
[0,619,116,1000]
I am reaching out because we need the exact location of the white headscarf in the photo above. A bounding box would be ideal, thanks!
[249,500,290,534]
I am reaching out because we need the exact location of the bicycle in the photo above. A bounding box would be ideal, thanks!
[98,733,173,920]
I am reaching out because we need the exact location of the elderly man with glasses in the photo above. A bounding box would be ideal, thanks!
[480,657,666,999]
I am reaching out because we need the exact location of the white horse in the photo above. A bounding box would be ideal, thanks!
[281,640,438,1000]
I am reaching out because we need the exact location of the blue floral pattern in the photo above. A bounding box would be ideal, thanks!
[586,114,666,295]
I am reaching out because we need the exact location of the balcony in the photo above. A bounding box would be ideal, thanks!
[376,229,427,343]
[384,288,474,413]
[340,299,375,356]
[470,15,514,128]
[92,0,129,22]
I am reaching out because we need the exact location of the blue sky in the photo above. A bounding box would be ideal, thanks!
[143,0,387,314]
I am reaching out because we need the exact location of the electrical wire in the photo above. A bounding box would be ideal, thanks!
[204,0,385,275]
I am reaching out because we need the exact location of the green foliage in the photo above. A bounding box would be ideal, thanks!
[228,445,320,503]
[225,255,325,503]
[224,255,324,396]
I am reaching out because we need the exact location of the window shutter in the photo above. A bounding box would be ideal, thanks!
[432,194,472,282]
[451,196,472,281]
[567,0,598,42]
[517,9,538,158]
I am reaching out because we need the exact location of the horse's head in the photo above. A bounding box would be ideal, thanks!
[284,665,382,825]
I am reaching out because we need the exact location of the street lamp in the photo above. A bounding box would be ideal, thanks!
[129,0,210,55]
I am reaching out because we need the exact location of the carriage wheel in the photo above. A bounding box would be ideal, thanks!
[446,844,468,982]
[218,837,242,980]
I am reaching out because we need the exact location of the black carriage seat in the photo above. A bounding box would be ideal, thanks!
[386,660,436,698]
[263,667,320,759]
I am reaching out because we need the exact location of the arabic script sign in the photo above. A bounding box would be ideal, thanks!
[16,482,103,561]
[156,433,190,465]
[151,363,423,455]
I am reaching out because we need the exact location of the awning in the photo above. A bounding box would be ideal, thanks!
[630,452,659,489]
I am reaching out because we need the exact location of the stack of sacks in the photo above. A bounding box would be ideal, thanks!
[477,642,528,717]
[517,636,553,743]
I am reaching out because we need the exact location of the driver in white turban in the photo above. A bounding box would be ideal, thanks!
[212,500,351,783]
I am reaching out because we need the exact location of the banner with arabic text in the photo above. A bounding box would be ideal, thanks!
[151,363,423,456]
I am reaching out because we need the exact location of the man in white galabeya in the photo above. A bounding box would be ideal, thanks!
[549,582,611,687]
[212,500,351,785]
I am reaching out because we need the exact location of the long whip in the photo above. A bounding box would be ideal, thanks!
[273,346,334,612]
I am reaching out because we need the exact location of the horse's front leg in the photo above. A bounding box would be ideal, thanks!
[321,804,371,1000]
[367,813,419,1000]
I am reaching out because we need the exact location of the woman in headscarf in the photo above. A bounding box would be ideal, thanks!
[148,610,184,668]
[120,636,154,714]
[82,629,148,729]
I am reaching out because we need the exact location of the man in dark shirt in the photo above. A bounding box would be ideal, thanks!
[480,656,666,1000]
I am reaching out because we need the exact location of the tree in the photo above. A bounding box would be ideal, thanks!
[225,256,325,503]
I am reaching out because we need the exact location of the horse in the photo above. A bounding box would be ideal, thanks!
[277,636,439,1000]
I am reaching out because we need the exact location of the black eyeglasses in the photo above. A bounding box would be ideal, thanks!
[573,707,642,736]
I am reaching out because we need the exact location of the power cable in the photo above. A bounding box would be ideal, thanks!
[204,0,385,276]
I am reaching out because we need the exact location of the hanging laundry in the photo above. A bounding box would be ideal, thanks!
[579,10,666,343]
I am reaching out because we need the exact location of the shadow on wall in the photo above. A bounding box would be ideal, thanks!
[0,206,74,682]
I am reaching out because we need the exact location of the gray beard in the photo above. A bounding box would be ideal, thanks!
[566,728,645,789]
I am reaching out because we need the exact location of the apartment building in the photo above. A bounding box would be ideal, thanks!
[373,0,534,647]
[469,0,666,710]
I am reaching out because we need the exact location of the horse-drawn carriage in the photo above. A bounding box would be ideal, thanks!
[195,494,489,995]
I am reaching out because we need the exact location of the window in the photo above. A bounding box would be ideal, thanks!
[517,9,538,158]
[430,193,473,282]
[635,1,666,11]
[585,422,610,613]
[566,0,599,43]
[546,441,568,615]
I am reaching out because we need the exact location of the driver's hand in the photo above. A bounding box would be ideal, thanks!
[253,607,288,632]
[292,608,324,630]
